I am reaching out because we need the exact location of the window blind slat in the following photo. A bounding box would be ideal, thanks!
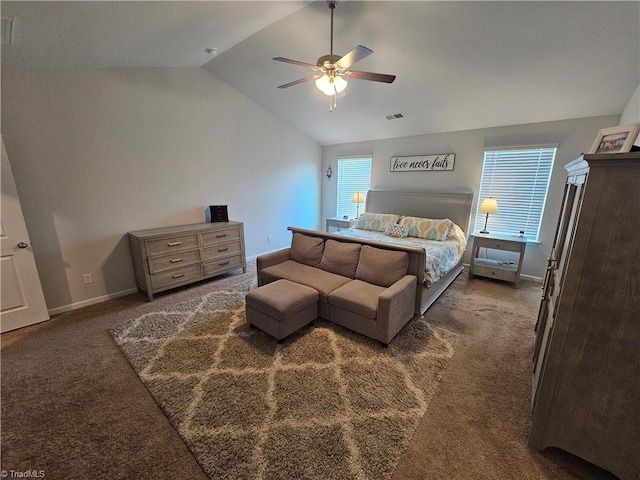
[475,147,556,241]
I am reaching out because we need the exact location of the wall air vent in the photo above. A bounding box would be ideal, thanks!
[1,17,14,45]
[384,113,404,120]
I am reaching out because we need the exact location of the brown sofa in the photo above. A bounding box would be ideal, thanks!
[256,231,418,345]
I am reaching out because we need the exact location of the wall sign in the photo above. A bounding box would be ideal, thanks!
[390,153,455,172]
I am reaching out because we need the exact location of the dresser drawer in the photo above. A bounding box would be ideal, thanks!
[203,240,243,261]
[203,254,244,276]
[148,249,201,274]
[151,264,202,289]
[146,234,199,256]
[201,227,241,246]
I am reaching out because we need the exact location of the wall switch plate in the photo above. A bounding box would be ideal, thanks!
[83,273,93,284]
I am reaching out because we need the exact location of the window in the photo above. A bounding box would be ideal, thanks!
[474,146,557,242]
[337,156,372,219]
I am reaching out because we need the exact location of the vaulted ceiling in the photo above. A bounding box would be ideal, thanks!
[2,1,638,146]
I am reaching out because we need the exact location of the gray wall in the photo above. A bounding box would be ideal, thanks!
[322,115,621,279]
[1,68,322,313]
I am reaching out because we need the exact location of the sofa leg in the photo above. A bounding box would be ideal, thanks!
[379,341,389,348]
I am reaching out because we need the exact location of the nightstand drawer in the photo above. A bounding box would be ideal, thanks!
[476,238,523,253]
[203,240,243,261]
[146,234,199,255]
[472,258,518,282]
[151,264,202,289]
[203,254,244,276]
[201,227,241,246]
[148,249,202,274]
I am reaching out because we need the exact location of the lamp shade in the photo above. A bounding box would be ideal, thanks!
[315,74,348,96]
[479,197,498,214]
[352,192,365,204]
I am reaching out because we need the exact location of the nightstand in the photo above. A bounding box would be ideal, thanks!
[326,216,357,232]
[468,233,526,286]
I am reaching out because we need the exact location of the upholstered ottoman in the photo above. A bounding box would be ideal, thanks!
[245,279,319,342]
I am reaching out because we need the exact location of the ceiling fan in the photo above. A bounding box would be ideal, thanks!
[273,0,396,111]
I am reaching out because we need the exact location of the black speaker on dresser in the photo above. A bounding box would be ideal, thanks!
[209,205,229,223]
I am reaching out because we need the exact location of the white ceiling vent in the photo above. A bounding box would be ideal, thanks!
[1,17,14,45]
[384,113,404,120]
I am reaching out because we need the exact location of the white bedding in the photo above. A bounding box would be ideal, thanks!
[334,225,467,285]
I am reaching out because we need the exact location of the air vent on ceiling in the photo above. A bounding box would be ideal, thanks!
[1,17,14,45]
[385,113,404,120]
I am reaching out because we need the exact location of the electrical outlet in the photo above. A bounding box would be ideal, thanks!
[83,273,93,284]
[267,235,272,243]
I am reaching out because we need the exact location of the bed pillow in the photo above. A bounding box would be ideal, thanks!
[447,222,468,256]
[290,233,325,267]
[399,217,453,241]
[355,213,401,232]
[355,245,409,287]
[384,222,410,238]
[319,240,362,278]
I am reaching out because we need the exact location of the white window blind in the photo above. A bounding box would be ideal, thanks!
[337,156,372,219]
[474,146,557,242]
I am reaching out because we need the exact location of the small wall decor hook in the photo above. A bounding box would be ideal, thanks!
[326,165,333,180]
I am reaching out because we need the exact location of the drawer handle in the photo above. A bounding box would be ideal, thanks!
[170,258,183,263]
[167,241,182,247]
[218,247,229,252]
[219,261,230,266]
[216,234,228,239]
[172,273,185,279]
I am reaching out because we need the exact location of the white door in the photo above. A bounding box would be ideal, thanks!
[1,136,49,333]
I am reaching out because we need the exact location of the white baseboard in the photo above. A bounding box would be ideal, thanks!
[47,257,264,316]
[48,287,139,316]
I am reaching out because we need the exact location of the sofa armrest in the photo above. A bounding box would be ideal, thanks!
[378,275,418,341]
[257,248,291,285]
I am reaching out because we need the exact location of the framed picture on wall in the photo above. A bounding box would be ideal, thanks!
[588,123,640,154]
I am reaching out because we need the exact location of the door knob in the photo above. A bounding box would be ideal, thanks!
[17,242,29,249]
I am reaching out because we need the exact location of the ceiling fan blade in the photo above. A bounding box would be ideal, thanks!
[345,70,396,83]
[273,57,321,71]
[277,75,322,89]
[336,45,373,69]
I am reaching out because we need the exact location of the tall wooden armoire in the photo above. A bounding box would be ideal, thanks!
[529,152,639,480]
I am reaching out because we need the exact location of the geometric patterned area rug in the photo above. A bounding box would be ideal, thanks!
[110,276,459,480]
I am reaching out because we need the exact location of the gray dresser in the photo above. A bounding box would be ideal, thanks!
[128,221,246,300]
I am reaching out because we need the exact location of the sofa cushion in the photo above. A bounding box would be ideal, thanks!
[355,245,409,288]
[319,239,361,278]
[328,280,386,319]
[260,260,351,304]
[290,233,324,267]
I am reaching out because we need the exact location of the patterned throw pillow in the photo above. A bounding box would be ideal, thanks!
[384,222,410,238]
[399,217,453,241]
[355,213,401,232]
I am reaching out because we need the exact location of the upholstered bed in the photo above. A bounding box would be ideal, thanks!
[333,189,474,314]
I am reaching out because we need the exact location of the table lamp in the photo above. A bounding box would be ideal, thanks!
[479,197,498,234]
[352,192,365,218]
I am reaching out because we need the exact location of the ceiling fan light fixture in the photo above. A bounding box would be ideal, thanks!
[315,74,347,96]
